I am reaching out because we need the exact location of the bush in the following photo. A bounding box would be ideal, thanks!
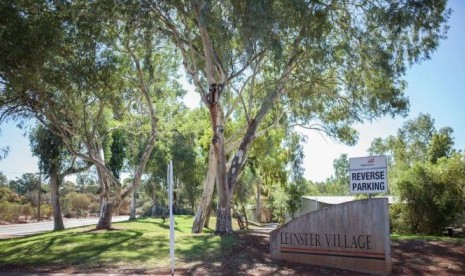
[0,187,21,203]
[39,204,52,220]
[396,157,465,234]
[61,192,93,218]
[389,203,410,234]
[0,202,35,223]
[0,202,18,222]
[118,199,131,215]
[21,204,34,219]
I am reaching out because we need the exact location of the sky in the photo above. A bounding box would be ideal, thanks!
[1,0,464,183]
[302,0,465,182]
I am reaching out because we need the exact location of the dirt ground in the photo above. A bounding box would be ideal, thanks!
[180,229,465,275]
[1,227,464,275]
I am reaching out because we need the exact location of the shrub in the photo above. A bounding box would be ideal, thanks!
[0,187,21,203]
[39,204,52,220]
[395,157,465,234]
[0,202,35,223]
[389,203,411,234]
[0,202,16,222]
[62,192,93,218]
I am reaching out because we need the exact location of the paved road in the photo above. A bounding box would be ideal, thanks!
[0,216,130,238]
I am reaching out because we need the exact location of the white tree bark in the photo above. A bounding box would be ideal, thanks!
[192,147,216,233]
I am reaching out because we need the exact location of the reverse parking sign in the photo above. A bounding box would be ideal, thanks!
[349,156,388,194]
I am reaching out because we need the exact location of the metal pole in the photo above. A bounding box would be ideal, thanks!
[168,161,175,275]
[37,172,41,222]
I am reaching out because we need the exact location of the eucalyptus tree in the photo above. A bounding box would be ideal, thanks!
[323,154,351,196]
[140,107,207,215]
[0,1,180,229]
[427,127,455,164]
[149,0,450,233]
[29,124,91,230]
[370,113,455,166]
[369,113,456,195]
[0,172,7,186]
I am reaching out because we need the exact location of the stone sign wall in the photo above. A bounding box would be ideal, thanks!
[270,198,391,274]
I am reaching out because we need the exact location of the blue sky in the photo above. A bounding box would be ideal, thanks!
[302,0,465,181]
[1,0,464,182]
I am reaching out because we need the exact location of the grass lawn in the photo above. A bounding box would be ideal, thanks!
[0,216,237,272]
[1,216,464,274]
[391,233,465,243]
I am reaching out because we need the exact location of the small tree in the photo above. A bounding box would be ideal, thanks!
[396,155,465,234]
[0,172,8,186]
[324,154,351,196]
[30,125,91,230]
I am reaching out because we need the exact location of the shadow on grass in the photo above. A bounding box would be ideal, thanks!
[0,227,172,271]
[0,219,292,274]
[0,217,214,273]
[175,226,280,275]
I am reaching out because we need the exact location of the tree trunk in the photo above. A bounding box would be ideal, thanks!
[241,204,249,229]
[190,0,232,234]
[256,178,261,222]
[204,203,212,228]
[216,199,233,234]
[202,83,233,234]
[50,170,64,231]
[191,0,294,234]
[97,195,114,229]
[192,147,216,233]
[129,188,137,220]
[96,168,115,229]
[151,190,157,216]
[37,172,41,222]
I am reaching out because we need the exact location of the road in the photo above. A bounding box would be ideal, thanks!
[0,216,129,238]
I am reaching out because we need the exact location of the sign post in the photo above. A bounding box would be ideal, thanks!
[168,161,175,275]
[349,156,388,194]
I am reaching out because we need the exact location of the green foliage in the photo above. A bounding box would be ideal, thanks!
[427,127,454,164]
[389,203,411,234]
[39,203,52,220]
[268,183,288,224]
[0,202,34,223]
[12,173,39,193]
[0,187,20,203]
[268,179,308,223]
[75,175,99,194]
[139,107,208,214]
[369,114,464,235]
[285,180,307,219]
[323,153,351,196]
[391,233,465,243]
[0,172,8,185]
[61,192,98,218]
[234,166,258,207]
[368,113,456,196]
[394,154,465,235]
[29,125,65,176]
[106,129,128,180]
[0,1,452,233]
[369,114,454,167]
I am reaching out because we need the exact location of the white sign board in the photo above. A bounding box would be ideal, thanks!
[349,156,387,194]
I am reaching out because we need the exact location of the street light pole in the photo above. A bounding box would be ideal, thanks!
[37,172,41,222]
